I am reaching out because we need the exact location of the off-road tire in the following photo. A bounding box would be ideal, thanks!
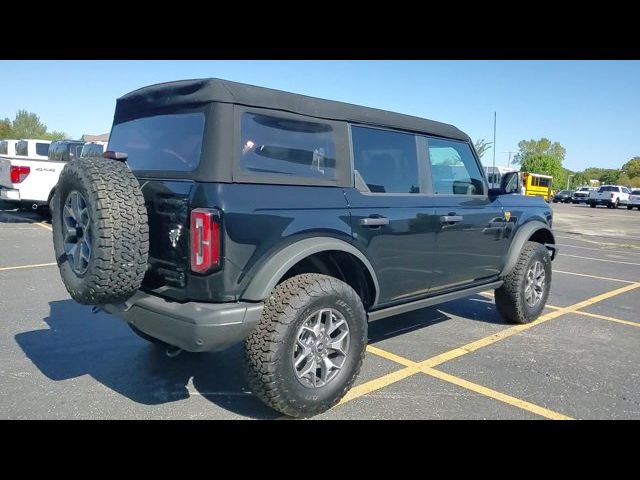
[245,273,367,418]
[52,157,149,305]
[495,241,552,324]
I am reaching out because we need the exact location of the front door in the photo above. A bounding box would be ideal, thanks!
[346,125,439,307]
[423,136,510,291]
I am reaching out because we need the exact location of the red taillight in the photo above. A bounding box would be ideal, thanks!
[10,165,30,184]
[190,208,221,273]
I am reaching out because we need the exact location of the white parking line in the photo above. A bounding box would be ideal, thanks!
[553,270,636,284]
[556,243,640,257]
[559,253,640,267]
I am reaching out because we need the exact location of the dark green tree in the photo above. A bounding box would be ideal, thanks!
[513,138,566,165]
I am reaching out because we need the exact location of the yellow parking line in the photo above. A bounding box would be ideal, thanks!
[421,367,573,420]
[339,365,419,405]
[345,282,640,408]
[36,222,52,231]
[0,262,57,272]
[366,345,415,367]
[553,270,636,284]
[560,253,640,267]
[573,310,640,328]
[360,346,572,419]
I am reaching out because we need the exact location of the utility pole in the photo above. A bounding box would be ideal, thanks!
[492,112,496,176]
[504,150,517,169]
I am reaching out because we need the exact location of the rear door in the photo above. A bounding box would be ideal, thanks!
[345,125,439,306]
[423,136,509,291]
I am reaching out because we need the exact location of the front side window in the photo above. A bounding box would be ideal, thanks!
[351,126,420,194]
[240,113,337,180]
[427,138,485,195]
[109,112,205,172]
[35,142,50,157]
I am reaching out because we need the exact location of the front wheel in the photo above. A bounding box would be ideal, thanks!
[628,205,633,210]
[590,203,596,208]
[245,273,367,418]
[495,241,552,324]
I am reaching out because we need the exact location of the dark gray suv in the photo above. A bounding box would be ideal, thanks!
[51,78,557,417]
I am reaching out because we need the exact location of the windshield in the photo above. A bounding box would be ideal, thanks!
[108,112,205,172]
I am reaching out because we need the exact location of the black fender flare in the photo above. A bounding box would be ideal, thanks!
[501,221,556,277]
[241,237,380,305]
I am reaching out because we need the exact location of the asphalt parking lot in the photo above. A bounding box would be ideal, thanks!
[1,201,639,419]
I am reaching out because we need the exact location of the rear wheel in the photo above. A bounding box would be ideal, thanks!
[245,273,367,418]
[590,203,596,208]
[628,205,633,210]
[614,199,620,209]
[495,241,551,324]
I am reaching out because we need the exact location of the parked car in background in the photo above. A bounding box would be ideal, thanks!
[553,190,574,203]
[628,189,640,210]
[587,185,631,209]
[80,141,107,158]
[49,140,86,163]
[571,186,596,204]
[0,139,52,214]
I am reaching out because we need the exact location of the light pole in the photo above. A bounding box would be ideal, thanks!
[567,174,574,190]
[503,151,517,169]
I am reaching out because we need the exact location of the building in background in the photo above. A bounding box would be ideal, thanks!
[81,133,109,143]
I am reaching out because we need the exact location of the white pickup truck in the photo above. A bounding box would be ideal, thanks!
[0,139,94,217]
[0,139,54,215]
[586,185,631,209]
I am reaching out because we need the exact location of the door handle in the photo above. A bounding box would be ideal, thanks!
[440,215,463,224]
[360,216,389,227]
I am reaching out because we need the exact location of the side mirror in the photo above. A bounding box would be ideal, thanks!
[501,171,521,194]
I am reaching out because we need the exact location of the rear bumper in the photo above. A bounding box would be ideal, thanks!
[586,199,616,206]
[103,291,264,352]
[0,187,20,201]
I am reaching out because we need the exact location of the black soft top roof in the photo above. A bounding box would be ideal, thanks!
[115,78,470,142]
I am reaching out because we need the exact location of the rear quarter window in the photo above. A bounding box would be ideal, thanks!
[108,112,205,172]
[240,112,337,181]
[0,141,7,155]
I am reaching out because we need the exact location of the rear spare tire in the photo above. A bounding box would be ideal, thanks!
[51,157,149,305]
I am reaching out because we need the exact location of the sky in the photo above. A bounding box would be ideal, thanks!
[1,60,638,171]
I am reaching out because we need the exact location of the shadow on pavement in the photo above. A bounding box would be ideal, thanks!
[14,299,279,419]
[15,293,504,418]
[368,293,505,343]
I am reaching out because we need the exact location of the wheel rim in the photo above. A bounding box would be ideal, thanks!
[524,260,546,307]
[62,190,92,276]
[292,308,350,389]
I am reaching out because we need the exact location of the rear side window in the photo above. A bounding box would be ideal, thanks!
[0,141,7,155]
[108,112,205,172]
[240,113,337,180]
[351,126,420,194]
[427,138,485,195]
[15,141,28,156]
[36,143,49,157]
